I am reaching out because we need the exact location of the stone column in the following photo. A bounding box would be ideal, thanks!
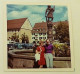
[45,5,55,42]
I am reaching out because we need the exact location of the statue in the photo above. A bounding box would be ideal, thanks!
[45,5,55,42]
[45,5,55,23]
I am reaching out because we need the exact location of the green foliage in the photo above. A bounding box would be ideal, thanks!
[21,33,29,43]
[11,33,19,42]
[54,21,70,43]
[11,33,29,43]
[53,41,70,57]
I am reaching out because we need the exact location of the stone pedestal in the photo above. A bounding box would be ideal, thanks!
[45,5,55,42]
[47,23,53,42]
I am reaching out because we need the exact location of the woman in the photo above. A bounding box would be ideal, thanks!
[44,39,54,68]
[36,40,45,68]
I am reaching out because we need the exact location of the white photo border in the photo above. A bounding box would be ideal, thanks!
[3,1,75,72]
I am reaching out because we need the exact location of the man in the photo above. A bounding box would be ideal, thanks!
[44,39,55,68]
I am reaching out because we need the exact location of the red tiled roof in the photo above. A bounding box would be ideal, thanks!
[32,22,47,33]
[7,18,27,30]
[32,21,68,33]
[33,22,47,29]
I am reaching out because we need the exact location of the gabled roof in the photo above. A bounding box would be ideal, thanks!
[32,20,68,33]
[32,22,47,33]
[7,18,27,30]
[33,22,47,30]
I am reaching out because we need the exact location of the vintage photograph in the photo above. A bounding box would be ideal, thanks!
[6,4,73,70]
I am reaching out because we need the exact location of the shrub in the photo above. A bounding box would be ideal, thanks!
[53,42,70,57]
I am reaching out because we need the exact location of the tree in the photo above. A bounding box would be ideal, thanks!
[11,33,19,42]
[21,33,29,43]
[54,21,70,43]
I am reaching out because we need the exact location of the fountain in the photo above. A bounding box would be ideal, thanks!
[8,50,35,68]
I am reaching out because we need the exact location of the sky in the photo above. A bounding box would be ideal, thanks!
[7,4,68,27]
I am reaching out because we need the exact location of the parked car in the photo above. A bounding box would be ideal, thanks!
[24,43,29,49]
[28,43,33,49]
[22,43,33,49]
[9,42,33,49]
[7,41,15,50]
[21,43,27,49]
[14,42,19,49]
[14,42,23,49]
[17,43,23,49]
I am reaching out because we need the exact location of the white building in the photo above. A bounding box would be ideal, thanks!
[32,21,68,43]
[32,22,48,43]
[7,18,32,43]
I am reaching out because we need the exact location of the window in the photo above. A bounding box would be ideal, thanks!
[43,33,46,35]
[32,33,35,35]
[35,39,38,40]
[43,37,46,39]
[40,29,42,31]
[39,33,42,35]
[37,41,39,43]
[39,37,42,40]
[35,35,38,36]
[37,29,38,31]
[38,29,40,31]
[33,41,36,43]
[32,37,35,39]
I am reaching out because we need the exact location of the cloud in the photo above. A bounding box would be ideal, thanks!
[60,11,68,21]
[7,5,47,26]
[55,6,63,13]
[28,14,44,26]
[7,8,45,26]
[7,5,26,12]
[7,9,31,19]
[7,5,47,13]
[7,5,68,27]
[27,5,47,14]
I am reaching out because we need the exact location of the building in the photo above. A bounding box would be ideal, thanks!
[32,22,48,43]
[32,21,68,43]
[7,18,32,43]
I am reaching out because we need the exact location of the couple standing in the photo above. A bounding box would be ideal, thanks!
[35,39,55,68]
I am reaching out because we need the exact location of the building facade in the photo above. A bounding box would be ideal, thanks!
[32,21,68,43]
[7,18,32,43]
[32,22,48,43]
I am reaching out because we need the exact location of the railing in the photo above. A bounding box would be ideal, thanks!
[8,50,71,68]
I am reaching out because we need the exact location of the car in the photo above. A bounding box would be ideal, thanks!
[7,43,14,50]
[14,42,19,49]
[9,42,34,49]
[17,43,23,49]
[21,43,26,49]
[14,42,23,49]
[24,43,29,49]
[22,43,33,49]
[28,43,33,49]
